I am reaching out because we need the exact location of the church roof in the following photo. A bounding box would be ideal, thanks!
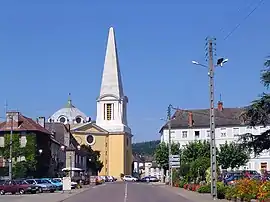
[99,27,124,99]
[48,97,88,124]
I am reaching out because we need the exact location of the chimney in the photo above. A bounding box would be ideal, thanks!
[218,101,223,111]
[6,111,19,129]
[188,112,194,127]
[37,117,45,128]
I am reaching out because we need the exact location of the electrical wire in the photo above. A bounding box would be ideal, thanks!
[223,0,265,41]
[218,0,257,35]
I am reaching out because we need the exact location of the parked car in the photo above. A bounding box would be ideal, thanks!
[0,180,38,195]
[139,176,159,182]
[41,178,62,190]
[107,176,116,182]
[123,175,137,182]
[224,175,243,185]
[25,179,56,193]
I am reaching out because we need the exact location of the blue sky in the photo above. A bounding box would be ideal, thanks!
[0,0,269,142]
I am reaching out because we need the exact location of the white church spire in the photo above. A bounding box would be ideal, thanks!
[96,27,130,134]
[99,27,124,99]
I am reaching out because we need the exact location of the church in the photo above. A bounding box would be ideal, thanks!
[48,27,133,178]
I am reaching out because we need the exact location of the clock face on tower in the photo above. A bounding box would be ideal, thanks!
[86,134,95,146]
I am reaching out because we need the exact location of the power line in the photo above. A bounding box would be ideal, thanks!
[223,0,265,41]
[218,0,257,35]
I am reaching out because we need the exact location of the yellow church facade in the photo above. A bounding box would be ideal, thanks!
[71,123,132,177]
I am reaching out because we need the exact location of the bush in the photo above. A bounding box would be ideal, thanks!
[217,182,227,199]
[179,181,186,188]
[197,184,211,193]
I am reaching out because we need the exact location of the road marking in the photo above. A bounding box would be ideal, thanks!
[124,183,128,202]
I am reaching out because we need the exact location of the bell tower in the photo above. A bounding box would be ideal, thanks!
[96,27,130,134]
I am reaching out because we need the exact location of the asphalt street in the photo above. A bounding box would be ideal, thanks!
[0,182,196,202]
[64,182,194,202]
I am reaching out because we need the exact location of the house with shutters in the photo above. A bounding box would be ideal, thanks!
[159,101,270,172]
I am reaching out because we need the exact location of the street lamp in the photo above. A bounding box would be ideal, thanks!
[38,149,43,154]
[191,57,228,200]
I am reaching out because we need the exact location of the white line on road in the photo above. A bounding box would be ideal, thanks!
[124,183,128,202]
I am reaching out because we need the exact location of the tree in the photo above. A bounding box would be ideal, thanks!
[218,142,250,170]
[154,142,180,170]
[181,140,211,163]
[80,145,104,174]
[239,57,270,156]
[189,157,210,181]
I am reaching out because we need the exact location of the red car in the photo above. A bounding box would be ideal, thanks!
[0,180,38,195]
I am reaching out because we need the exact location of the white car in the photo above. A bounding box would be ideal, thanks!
[123,175,137,182]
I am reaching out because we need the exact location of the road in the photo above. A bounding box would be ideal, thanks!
[0,182,195,202]
[64,182,193,202]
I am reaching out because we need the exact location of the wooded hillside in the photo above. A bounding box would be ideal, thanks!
[132,140,160,155]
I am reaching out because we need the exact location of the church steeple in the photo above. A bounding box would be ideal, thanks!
[99,27,124,99]
[96,27,130,133]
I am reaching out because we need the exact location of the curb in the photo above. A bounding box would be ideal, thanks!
[58,186,95,202]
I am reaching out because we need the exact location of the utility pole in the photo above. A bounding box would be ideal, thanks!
[167,104,172,186]
[9,115,13,180]
[207,37,217,200]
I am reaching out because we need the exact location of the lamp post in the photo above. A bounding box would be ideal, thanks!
[191,56,228,200]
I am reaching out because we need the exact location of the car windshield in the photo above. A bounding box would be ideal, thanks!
[51,179,58,183]
[53,179,61,182]
[36,179,49,184]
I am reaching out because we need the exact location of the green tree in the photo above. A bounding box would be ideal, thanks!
[218,142,250,170]
[154,142,180,170]
[81,144,104,174]
[239,57,270,156]
[181,140,211,163]
[189,157,210,181]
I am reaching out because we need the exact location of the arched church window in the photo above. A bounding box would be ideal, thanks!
[86,135,95,145]
[59,117,66,123]
[75,117,82,124]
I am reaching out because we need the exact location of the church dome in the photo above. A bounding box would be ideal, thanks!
[48,98,90,125]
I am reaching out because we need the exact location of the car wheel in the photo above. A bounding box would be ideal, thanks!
[50,190,55,193]
[0,190,4,195]
[19,189,25,195]
[38,188,43,193]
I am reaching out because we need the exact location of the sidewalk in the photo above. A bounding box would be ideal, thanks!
[0,186,93,202]
[161,185,227,202]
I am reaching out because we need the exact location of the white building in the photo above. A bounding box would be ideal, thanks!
[159,101,270,172]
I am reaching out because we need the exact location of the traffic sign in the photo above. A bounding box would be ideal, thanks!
[170,161,180,166]
[169,157,180,162]
[170,155,179,158]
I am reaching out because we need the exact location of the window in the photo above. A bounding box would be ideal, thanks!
[207,130,210,137]
[233,128,240,137]
[59,117,66,123]
[194,131,200,139]
[221,128,226,137]
[20,135,27,147]
[86,135,95,145]
[261,162,267,171]
[105,103,113,120]
[0,136,4,147]
[182,131,187,138]
[75,117,82,123]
